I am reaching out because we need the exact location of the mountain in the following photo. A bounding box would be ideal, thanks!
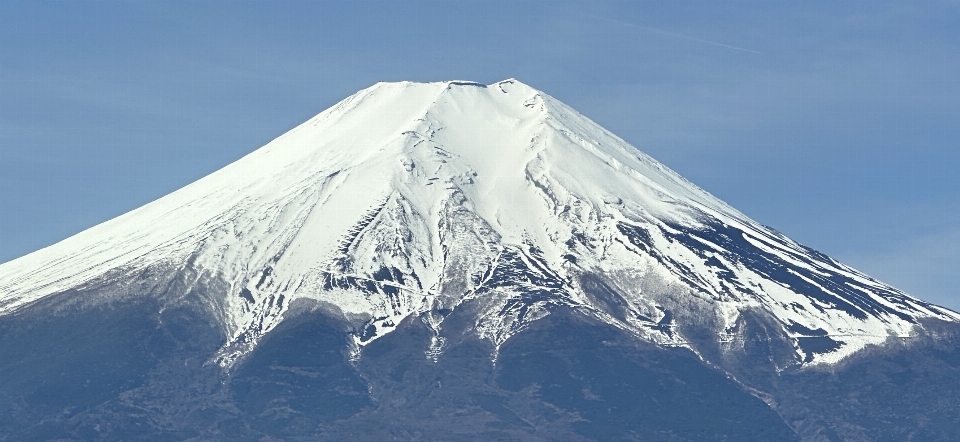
[2,79,960,441]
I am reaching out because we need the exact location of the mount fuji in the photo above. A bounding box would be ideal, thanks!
[3,79,960,441]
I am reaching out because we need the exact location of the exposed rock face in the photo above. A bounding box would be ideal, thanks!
[2,80,959,441]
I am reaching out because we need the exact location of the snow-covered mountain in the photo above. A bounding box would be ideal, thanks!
[1,79,956,370]
[7,79,960,441]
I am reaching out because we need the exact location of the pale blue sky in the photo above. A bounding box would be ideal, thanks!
[2,1,959,309]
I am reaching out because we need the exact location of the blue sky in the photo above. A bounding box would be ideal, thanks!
[2,1,959,309]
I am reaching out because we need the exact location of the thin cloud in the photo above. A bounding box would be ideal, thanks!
[591,16,763,55]
[842,226,960,311]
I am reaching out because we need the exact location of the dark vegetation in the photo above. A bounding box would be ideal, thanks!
[2,284,960,441]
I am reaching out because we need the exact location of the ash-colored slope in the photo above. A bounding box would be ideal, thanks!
[1,79,956,368]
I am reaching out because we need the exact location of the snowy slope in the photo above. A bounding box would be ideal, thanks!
[1,79,956,368]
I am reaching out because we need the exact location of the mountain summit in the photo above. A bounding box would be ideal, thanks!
[3,80,960,441]
[2,79,952,365]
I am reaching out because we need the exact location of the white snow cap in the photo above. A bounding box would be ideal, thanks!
[1,79,956,367]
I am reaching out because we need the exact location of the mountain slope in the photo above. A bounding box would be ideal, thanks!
[2,79,953,368]
[2,79,960,440]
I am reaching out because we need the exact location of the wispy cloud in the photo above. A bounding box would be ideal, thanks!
[843,226,960,312]
[590,16,763,54]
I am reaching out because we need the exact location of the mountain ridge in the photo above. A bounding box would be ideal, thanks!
[4,79,960,441]
[1,79,956,372]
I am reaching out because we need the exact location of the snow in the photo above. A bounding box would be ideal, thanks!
[1,78,957,368]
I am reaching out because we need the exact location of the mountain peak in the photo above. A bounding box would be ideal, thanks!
[1,79,956,369]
